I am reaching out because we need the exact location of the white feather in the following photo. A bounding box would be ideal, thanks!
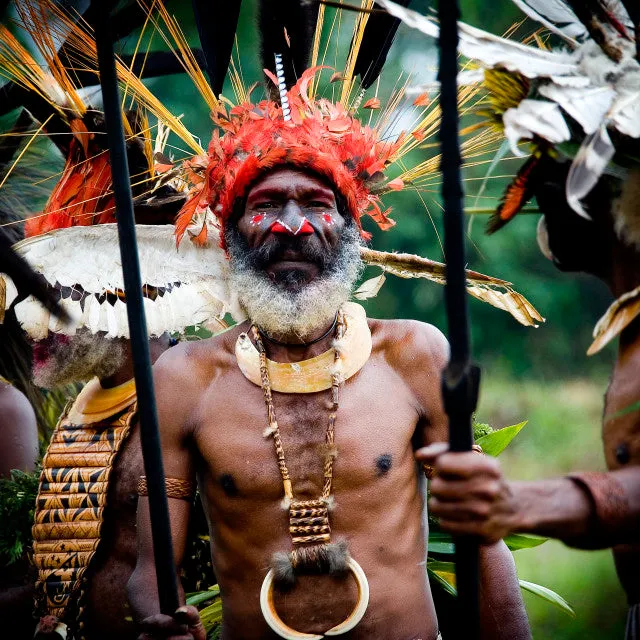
[9,224,237,339]
[14,298,49,340]
[538,84,616,134]
[566,125,616,219]
[510,0,585,42]
[503,100,571,154]
[610,91,640,138]
[375,0,578,78]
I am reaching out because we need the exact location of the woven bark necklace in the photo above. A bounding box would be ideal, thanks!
[251,310,370,639]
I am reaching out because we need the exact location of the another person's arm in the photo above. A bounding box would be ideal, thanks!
[0,384,38,478]
[419,446,640,548]
[127,347,205,640]
[404,323,530,639]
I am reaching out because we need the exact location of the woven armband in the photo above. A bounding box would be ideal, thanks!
[137,476,196,501]
[566,471,630,548]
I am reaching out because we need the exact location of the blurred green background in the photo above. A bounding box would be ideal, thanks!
[4,0,627,636]
[135,1,627,635]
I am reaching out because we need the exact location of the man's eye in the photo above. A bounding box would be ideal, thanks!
[308,201,329,208]
[256,202,277,209]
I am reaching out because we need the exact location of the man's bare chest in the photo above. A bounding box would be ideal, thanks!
[193,360,421,505]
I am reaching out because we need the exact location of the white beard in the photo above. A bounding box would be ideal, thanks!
[33,331,125,389]
[226,225,363,340]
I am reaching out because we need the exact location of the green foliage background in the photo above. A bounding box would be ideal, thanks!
[118,0,625,636]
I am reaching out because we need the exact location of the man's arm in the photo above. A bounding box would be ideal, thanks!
[0,384,38,478]
[419,446,640,548]
[400,323,530,639]
[127,346,205,640]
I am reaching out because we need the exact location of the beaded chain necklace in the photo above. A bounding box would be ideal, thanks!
[252,308,371,639]
[251,309,345,571]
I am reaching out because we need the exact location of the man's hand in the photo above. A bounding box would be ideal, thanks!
[138,605,206,640]
[417,443,520,544]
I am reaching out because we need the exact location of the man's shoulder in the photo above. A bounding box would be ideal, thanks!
[153,323,248,391]
[368,317,449,377]
[369,317,449,357]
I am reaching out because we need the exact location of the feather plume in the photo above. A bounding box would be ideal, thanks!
[3,224,240,340]
[566,124,615,219]
[487,153,542,234]
[353,0,410,89]
[359,247,544,327]
[191,0,241,96]
[588,284,640,354]
[259,0,320,97]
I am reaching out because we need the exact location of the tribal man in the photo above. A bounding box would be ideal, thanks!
[387,0,640,634]
[421,157,640,636]
[0,116,232,640]
[128,77,531,640]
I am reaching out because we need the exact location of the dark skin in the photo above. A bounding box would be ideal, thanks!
[81,335,172,640]
[14,334,171,640]
[128,168,530,640]
[0,381,38,479]
[0,382,38,640]
[420,160,640,603]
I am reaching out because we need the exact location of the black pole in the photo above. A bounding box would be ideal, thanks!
[91,0,180,616]
[191,0,242,96]
[437,1,481,638]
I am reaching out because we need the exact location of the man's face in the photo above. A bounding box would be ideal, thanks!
[225,167,362,338]
[236,167,347,289]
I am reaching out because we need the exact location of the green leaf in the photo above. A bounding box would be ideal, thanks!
[428,530,455,555]
[519,579,575,618]
[476,421,527,457]
[186,586,221,607]
[428,566,457,597]
[504,533,547,551]
[199,598,224,631]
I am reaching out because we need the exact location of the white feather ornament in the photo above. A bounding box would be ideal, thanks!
[566,125,616,219]
[375,0,578,78]
[503,100,571,154]
[538,84,616,135]
[3,224,238,339]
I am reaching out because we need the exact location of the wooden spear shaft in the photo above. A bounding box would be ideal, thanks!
[437,0,481,637]
[91,0,180,616]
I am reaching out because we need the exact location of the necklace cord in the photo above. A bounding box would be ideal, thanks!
[258,313,339,347]
[252,310,345,503]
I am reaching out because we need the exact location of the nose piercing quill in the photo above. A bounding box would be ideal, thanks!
[270,218,314,235]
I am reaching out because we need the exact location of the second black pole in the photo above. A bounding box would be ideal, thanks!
[437,0,481,637]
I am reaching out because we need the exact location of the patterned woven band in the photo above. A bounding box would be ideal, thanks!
[137,476,196,501]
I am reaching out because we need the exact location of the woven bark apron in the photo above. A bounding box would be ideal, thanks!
[32,378,137,640]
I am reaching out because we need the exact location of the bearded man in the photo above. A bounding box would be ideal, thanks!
[127,71,531,639]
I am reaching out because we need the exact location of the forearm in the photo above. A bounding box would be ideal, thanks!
[478,541,531,640]
[512,467,640,548]
[127,563,186,622]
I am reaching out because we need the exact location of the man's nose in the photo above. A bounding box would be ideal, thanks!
[270,201,314,236]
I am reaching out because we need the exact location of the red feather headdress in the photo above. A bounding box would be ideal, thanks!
[175,68,406,249]
[24,117,116,237]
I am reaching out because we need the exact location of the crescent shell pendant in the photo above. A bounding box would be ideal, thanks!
[259,557,370,639]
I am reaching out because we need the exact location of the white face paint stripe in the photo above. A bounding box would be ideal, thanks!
[274,217,308,235]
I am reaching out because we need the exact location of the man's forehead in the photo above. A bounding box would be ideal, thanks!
[247,167,335,198]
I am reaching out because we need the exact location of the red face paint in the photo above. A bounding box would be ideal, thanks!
[270,218,315,235]
[323,213,334,225]
[250,214,266,226]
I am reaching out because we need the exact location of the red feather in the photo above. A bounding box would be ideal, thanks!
[487,154,541,235]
